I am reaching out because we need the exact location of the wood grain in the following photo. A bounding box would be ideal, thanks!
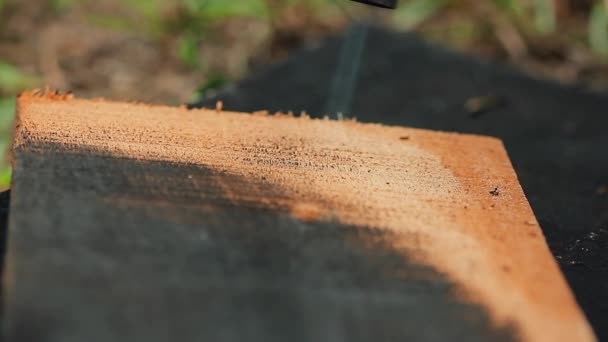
[4,92,595,342]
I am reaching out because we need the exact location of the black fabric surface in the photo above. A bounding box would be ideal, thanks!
[193,27,608,340]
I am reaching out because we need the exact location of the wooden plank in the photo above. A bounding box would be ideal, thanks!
[5,92,595,342]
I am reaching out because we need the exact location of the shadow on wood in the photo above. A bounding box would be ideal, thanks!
[5,143,519,342]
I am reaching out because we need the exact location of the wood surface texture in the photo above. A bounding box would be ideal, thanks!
[5,92,595,342]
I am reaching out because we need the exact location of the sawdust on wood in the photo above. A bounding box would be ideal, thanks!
[12,91,596,342]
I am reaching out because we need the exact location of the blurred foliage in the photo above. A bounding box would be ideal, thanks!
[86,13,134,32]
[0,63,38,95]
[0,62,31,189]
[392,0,446,30]
[164,0,608,69]
[0,97,15,189]
[0,61,36,189]
[0,167,10,189]
[163,0,272,68]
[179,32,203,68]
[533,0,557,34]
[0,97,14,129]
[195,74,228,100]
[590,1,608,55]
[51,0,75,12]
[182,0,269,19]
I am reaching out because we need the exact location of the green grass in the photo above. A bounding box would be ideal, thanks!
[182,0,268,19]
[590,2,608,56]
[0,59,38,190]
[87,13,137,32]
[50,0,76,12]
[0,97,15,189]
[0,62,30,190]
[0,62,37,95]
[392,0,446,30]
[0,167,10,189]
[0,97,14,127]
[533,0,557,34]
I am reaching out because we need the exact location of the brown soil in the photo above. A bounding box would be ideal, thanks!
[13,92,596,342]
[0,0,343,104]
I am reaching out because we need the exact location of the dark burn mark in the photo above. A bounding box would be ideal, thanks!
[490,188,501,196]
[5,142,521,342]
[0,189,9,273]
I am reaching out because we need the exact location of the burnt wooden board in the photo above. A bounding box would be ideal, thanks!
[195,27,608,341]
[4,93,594,342]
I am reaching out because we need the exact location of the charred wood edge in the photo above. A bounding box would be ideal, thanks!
[0,190,8,275]
[0,189,9,336]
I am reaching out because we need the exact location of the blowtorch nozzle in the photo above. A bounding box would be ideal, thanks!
[350,0,397,9]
